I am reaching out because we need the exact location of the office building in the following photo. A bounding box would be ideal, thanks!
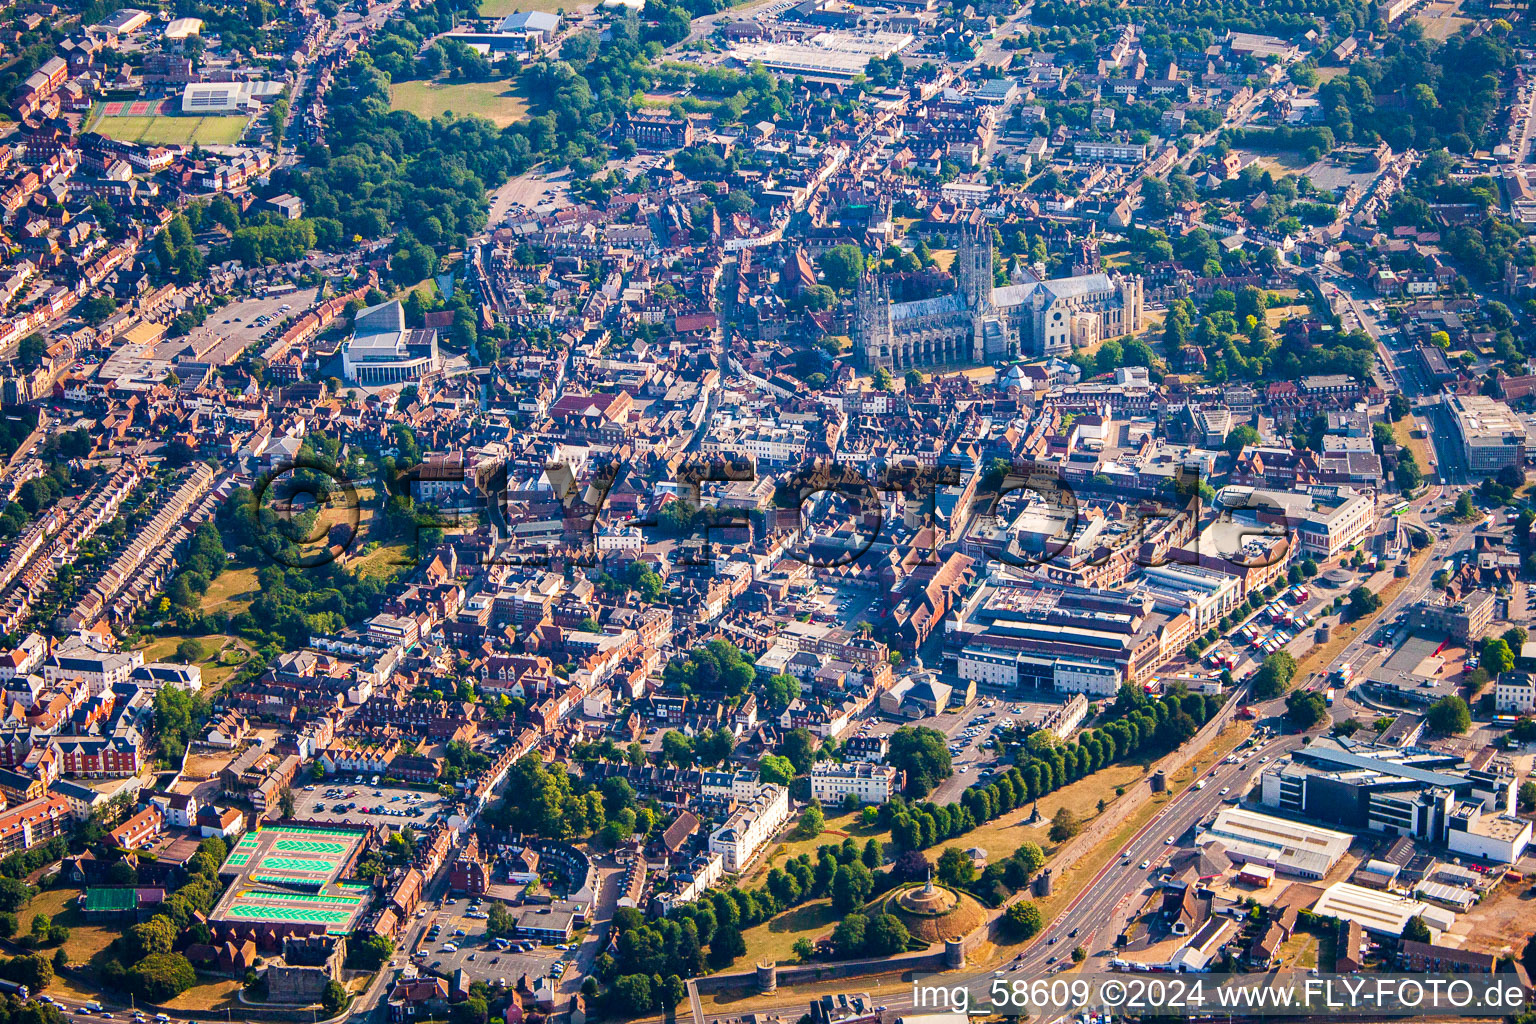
[1447,395,1526,475]
[1258,740,1515,843]
[1409,591,1496,645]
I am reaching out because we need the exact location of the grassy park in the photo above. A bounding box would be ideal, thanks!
[389,79,532,128]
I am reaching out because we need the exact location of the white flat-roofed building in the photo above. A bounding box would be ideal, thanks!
[496,10,560,39]
[93,8,151,34]
[163,17,203,39]
[731,31,915,78]
[1448,394,1527,475]
[1310,881,1452,937]
[708,782,789,872]
[1073,139,1148,162]
[809,762,900,805]
[180,80,284,115]
[1447,801,1532,863]
[1196,807,1351,879]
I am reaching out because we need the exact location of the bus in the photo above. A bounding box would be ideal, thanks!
[1324,688,1336,707]
[1391,501,1410,517]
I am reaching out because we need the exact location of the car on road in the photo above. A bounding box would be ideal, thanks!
[1140,860,1150,869]
[1165,836,1175,844]
[1219,787,1229,795]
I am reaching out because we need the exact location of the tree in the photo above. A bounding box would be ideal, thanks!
[888,726,953,797]
[1454,492,1475,520]
[779,728,817,774]
[1049,807,1081,842]
[1003,901,1043,939]
[819,245,865,292]
[127,916,176,960]
[129,952,197,1001]
[1403,916,1432,943]
[792,937,815,962]
[175,639,204,664]
[350,934,394,970]
[1519,781,1536,812]
[758,754,795,787]
[449,995,491,1024]
[831,914,868,957]
[935,847,976,887]
[1285,689,1327,730]
[1225,424,1260,457]
[278,786,296,818]
[0,878,30,913]
[1427,695,1471,735]
[709,924,745,968]
[904,369,924,390]
[323,980,349,1017]
[1071,946,1087,963]
[1250,652,1298,700]
[1348,587,1382,619]
[865,913,910,956]
[1482,638,1515,676]
[872,366,894,391]
[797,801,825,839]
[831,862,874,912]
[1503,627,1528,653]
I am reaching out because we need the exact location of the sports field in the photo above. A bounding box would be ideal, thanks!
[212,823,371,935]
[88,99,249,146]
[389,79,531,129]
[478,0,565,15]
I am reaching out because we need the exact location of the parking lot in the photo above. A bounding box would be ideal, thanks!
[411,900,567,987]
[857,694,1066,803]
[175,287,321,365]
[289,779,452,832]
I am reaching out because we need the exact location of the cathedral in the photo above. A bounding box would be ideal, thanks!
[855,224,1145,371]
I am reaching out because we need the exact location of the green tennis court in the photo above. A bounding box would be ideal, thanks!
[84,889,138,913]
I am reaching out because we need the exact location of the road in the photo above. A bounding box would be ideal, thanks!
[1321,272,1468,485]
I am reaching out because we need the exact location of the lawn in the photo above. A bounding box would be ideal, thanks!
[89,110,249,146]
[959,759,1153,865]
[136,632,248,689]
[19,887,120,969]
[389,79,532,128]
[739,899,840,965]
[350,542,413,579]
[1265,303,1311,329]
[202,566,258,616]
[162,978,245,1012]
[742,810,888,887]
[1393,414,1436,474]
[1025,721,1253,937]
